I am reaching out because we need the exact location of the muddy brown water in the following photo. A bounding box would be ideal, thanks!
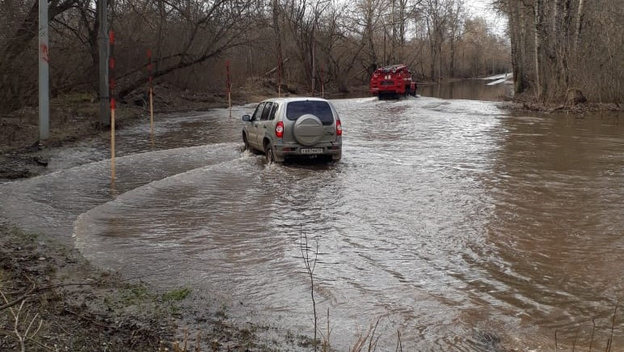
[1,93,624,351]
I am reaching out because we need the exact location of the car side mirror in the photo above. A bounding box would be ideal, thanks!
[242,114,251,122]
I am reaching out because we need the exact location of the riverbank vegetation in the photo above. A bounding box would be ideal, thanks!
[2,0,621,119]
[0,0,510,118]
[3,0,621,124]
[497,0,624,104]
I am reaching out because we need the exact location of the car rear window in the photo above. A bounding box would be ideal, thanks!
[286,101,335,125]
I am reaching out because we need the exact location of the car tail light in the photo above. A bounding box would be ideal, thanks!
[275,121,284,138]
[336,120,342,136]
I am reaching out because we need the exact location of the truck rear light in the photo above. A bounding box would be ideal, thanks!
[336,120,342,136]
[275,121,284,138]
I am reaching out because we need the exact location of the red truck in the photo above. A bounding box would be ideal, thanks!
[369,64,417,99]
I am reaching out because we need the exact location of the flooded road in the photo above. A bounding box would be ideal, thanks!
[419,79,513,101]
[2,96,624,351]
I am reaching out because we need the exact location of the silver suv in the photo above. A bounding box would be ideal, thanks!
[241,97,342,163]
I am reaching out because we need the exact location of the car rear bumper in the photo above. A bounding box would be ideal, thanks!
[274,144,342,161]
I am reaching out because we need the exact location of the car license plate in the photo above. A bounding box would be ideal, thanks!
[300,148,323,154]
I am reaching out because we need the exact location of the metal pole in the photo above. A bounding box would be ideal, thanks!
[98,0,110,126]
[38,0,49,140]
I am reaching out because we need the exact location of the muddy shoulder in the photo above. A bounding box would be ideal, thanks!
[0,89,307,351]
[0,221,310,351]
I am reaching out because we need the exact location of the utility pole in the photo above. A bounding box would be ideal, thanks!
[98,0,110,126]
[39,0,49,140]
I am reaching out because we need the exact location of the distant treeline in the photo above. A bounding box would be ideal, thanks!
[1,0,620,115]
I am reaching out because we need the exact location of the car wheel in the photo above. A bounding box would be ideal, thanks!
[265,144,275,163]
[243,133,251,152]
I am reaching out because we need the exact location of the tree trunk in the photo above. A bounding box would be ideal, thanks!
[364,0,378,67]
[272,0,284,94]
[449,39,455,77]
[390,0,396,62]
[574,0,585,53]
[436,31,443,82]
[508,0,528,94]
[534,0,544,100]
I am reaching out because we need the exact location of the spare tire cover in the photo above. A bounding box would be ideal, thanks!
[293,114,324,146]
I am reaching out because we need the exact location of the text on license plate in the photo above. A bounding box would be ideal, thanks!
[300,148,323,154]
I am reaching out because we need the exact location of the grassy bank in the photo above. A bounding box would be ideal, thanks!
[0,222,296,351]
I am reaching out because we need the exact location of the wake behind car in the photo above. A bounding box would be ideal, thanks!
[241,97,342,163]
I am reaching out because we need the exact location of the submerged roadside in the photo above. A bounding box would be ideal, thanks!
[0,86,307,351]
[0,86,235,183]
[0,221,301,351]
[0,221,175,351]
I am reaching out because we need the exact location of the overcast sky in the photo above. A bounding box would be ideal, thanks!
[465,0,508,36]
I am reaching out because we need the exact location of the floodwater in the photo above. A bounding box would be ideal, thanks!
[419,79,513,101]
[1,90,624,351]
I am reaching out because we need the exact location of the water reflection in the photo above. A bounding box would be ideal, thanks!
[479,112,624,349]
[419,80,512,101]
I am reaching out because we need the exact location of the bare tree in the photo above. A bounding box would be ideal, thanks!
[499,0,623,103]
[533,0,544,100]
[272,0,285,94]
[573,0,585,52]
[355,0,384,71]
[446,0,465,77]
[423,0,449,81]
[279,0,331,93]
[315,2,367,92]
[501,0,531,95]
[115,0,263,99]
[2,0,620,111]
[0,0,83,112]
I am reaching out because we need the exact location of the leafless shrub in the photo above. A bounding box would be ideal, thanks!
[0,288,43,352]
[300,229,320,351]
[349,318,382,352]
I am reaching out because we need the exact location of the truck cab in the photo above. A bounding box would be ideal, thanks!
[370,64,417,99]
